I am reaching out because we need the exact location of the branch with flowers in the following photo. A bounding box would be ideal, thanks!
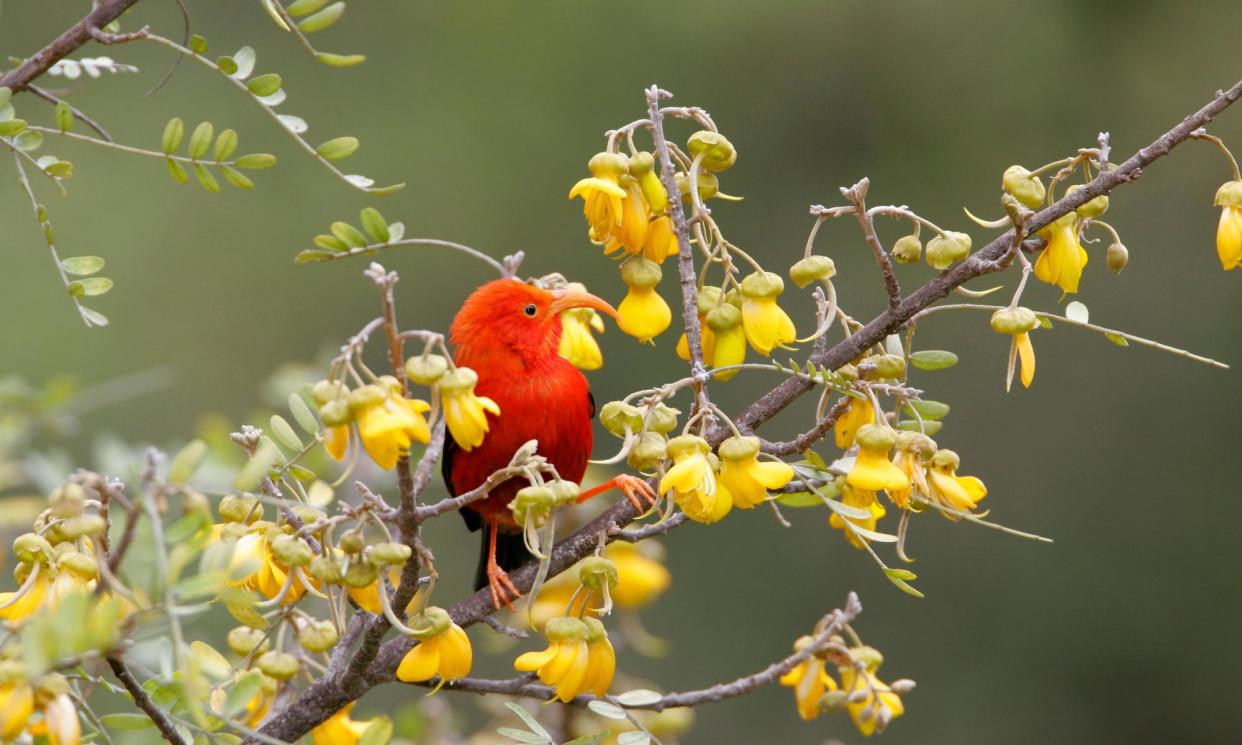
[3,5,1242,745]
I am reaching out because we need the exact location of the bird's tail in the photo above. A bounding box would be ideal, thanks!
[474,524,534,591]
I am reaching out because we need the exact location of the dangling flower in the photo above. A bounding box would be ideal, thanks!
[345,567,402,614]
[514,616,593,703]
[605,541,671,610]
[888,432,936,510]
[310,703,379,745]
[616,182,650,252]
[580,617,616,697]
[925,450,987,515]
[1214,180,1242,270]
[642,215,679,264]
[676,288,746,379]
[438,367,500,451]
[658,435,731,524]
[846,425,910,498]
[0,565,51,623]
[348,378,432,471]
[779,636,838,721]
[830,484,886,550]
[1034,213,1088,295]
[991,307,1040,390]
[0,680,33,740]
[396,606,473,688]
[31,690,80,745]
[739,271,796,355]
[323,423,350,461]
[839,648,906,736]
[570,152,629,241]
[834,396,874,450]
[559,306,605,370]
[617,259,671,343]
[717,435,795,509]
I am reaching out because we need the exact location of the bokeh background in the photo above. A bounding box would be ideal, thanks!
[3,1,1242,743]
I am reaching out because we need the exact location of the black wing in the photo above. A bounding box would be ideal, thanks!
[443,435,482,532]
[588,389,596,419]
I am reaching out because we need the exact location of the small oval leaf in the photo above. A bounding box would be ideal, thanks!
[61,256,105,276]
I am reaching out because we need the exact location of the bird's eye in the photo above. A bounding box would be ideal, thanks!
[523,303,538,317]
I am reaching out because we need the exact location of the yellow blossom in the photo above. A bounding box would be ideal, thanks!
[345,568,402,614]
[925,450,987,515]
[829,485,886,550]
[323,424,350,461]
[559,307,605,370]
[658,436,732,524]
[846,425,910,497]
[1214,181,1242,270]
[676,292,746,380]
[616,182,650,252]
[642,215,679,264]
[438,367,500,451]
[739,271,796,356]
[617,258,672,343]
[991,307,1040,390]
[834,397,874,450]
[0,682,33,740]
[717,435,795,509]
[0,568,50,622]
[605,541,671,610]
[840,653,905,736]
[32,692,80,745]
[779,636,838,721]
[514,616,594,703]
[569,152,629,240]
[888,433,935,510]
[396,607,473,687]
[227,524,306,604]
[1033,213,1088,295]
[310,703,377,745]
[580,617,616,697]
[355,383,431,471]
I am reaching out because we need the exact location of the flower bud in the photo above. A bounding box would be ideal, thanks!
[582,616,609,644]
[311,380,347,405]
[409,605,452,640]
[219,494,261,524]
[628,151,654,177]
[620,257,662,289]
[704,304,741,333]
[271,534,313,568]
[59,514,105,540]
[256,651,300,680]
[789,255,837,288]
[35,673,69,698]
[665,434,709,459]
[925,231,972,270]
[308,556,344,583]
[1001,165,1046,210]
[1214,180,1242,207]
[1106,242,1128,273]
[405,354,449,386]
[347,384,385,411]
[631,153,668,215]
[739,270,784,299]
[290,504,326,527]
[676,171,719,201]
[819,689,850,710]
[1066,185,1109,218]
[58,551,98,579]
[299,620,340,653]
[890,678,917,695]
[13,533,52,563]
[851,644,884,670]
[645,403,681,434]
[369,542,413,566]
[578,556,618,591]
[588,151,629,177]
[890,235,922,264]
[228,626,269,656]
[545,616,589,643]
[930,449,961,470]
[696,286,724,314]
[548,480,581,505]
[717,435,760,462]
[627,432,668,472]
[49,483,86,518]
[895,431,937,458]
[990,306,1039,335]
[600,401,644,437]
[511,486,555,527]
[319,398,352,427]
[686,131,737,171]
[861,354,906,380]
[338,530,364,554]
[855,424,897,452]
[0,661,27,684]
[436,366,479,394]
[343,560,377,588]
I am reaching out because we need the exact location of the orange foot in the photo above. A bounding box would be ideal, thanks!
[487,561,520,612]
[577,474,657,512]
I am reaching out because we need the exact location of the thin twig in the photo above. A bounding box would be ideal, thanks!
[107,657,183,743]
[26,85,113,141]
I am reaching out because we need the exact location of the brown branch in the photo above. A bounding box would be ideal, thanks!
[107,656,182,743]
[759,395,851,457]
[842,178,902,309]
[0,0,144,94]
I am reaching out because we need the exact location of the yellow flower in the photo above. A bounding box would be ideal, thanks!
[739,271,796,356]
[605,542,670,610]
[1214,181,1242,270]
[569,152,629,240]
[396,606,473,687]
[514,616,593,703]
[642,215,679,264]
[991,307,1040,390]
[355,385,431,471]
[310,703,377,745]
[0,568,50,622]
[323,424,350,461]
[658,436,732,524]
[617,258,671,343]
[829,484,886,550]
[0,682,33,740]
[925,450,987,515]
[779,636,838,721]
[345,568,402,614]
[616,182,650,252]
[846,425,910,497]
[677,293,746,380]
[227,524,305,604]
[438,367,500,451]
[559,306,605,370]
[1033,213,1088,295]
[717,436,795,509]
[840,652,905,736]
[580,617,616,697]
[834,397,874,450]
[888,433,935,510]
[33,692,80,745]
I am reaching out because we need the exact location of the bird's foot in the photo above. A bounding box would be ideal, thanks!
[487,564,520,612]
[615,474,657,512]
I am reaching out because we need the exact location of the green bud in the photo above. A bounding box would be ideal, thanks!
[696,286,724,313]
[0,660,27,684]
[990,306,1039,335]
[368,542,413,566]
[337,530,364,554]
[347,384,385,411]
[227,626,269,656]
[686,130,737,171]
[894,431,937,457]
[931,449,961,471]
[405,354,449,386]
[645,403,681,434]
[891,235,923,264]
[49,483,86,518]
[270,534,313,567]
[436,367,478,394]
[600,401,644,437]
[925,231,972,271]
[308,556,344,583]
[59,514,105,540]
[548,480,581,505]
[789,255,837,287]
[343,560,377,588]
[319,399,351,427]
[862,354,906,380]
[35,673,69,698]
[583,616,608,644]
[545,616,588,643]
[409,606,452,640]
[219,494,261,524]
[854,424,897,452]
[256,651,299,680]
[511,486,555,527]
[311,380,347,405]
[627,432,668,472]
[299,620,339,653]
[666,434,709,459]
[58,551,98,579]
[718,435,760,462]
[1066,185,1109,218]
[588,151,628,177]
[739,271,784,299]
[1214,180,1242,208]
[620,257,662,289]
[1001,165,1046,210]
[578,556,618,590]
[1106,242,1128,273]
[705,303,741,333]
[676,171,719,201]
[819,689,850,710]
[628,151,654,176]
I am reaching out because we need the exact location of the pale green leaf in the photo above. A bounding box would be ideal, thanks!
[99,713,154,730]
[193,164,220,192]
[287,0,329,15]
[909,350,958,371]
[586,700,627,720]
[67,277,113,297]
[166,158,189,184]
[614,689,663,706]
[234,153,277,170]
[221,165,253,189]
[1065,301,1089,324]
[288,392,320,434]
[316,136,359,161]
[315,52,366,67]
[224,672,264,716]
[357,717,393,745]
[168,439,208,484]
[78,307,109,327]
[60,256,105,276]
[246,73,282,97]
[188,121,213,159]
[299,2,346,33]
[214,128,238,161]
[269,415,303,451]
[359,207,389,242]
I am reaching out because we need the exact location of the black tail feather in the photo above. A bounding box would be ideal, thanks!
[473,524,534,591]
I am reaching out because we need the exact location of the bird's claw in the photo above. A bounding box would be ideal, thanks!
[616,474,657,512]
[487,565,520,612]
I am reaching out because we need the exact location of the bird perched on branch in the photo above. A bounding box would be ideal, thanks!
[445,279,656,610]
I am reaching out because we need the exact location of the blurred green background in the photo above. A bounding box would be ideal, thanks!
[3,1,1242,743]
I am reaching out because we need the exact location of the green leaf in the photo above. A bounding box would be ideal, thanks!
[224,672,264,716]
[903,400,950,421]
[295,249,337,264]
[0,118,27,136]
[0,87,11,109]
[99,713,155,730]
[314,234,349,252]
[43,160,73,179]
[78,307,109,327]
[188,121,214,159]
[13,129,42,151]
[54,100,72,132]
[234,153,277,169]
[359,207,389,242]
[246,73,283,97]
[1105,332,1129,347]
[885,572,925,598]
[497,729,549,745]
[60,256,105,276]
[503,703,553,740]
[586,700,627,720]
[776,491,821,508]
[1065,300,1089,324]
[299,2,346,33]
[269,415,303,451]
[166,158,189,184]
[216,55,238,75]
[315,52,366,67]
[169,439,208,484]
[896,419,942,435]
[289,392,321,434]
[260,0,292,30]
[235,438,280,491]
[614,689,663,706]
[358,717,393,745]
[330,221,369,248]
[214,128,238,161]
[161,117,185,154]
[165,510,210,544]
[67,278,113,297]
[909,349,958,371]
[189,34,208,54]
[316,136,359,161]
[883,567,917,581]
[193,164,220,192]
[221,166,254,190]
[1038,316,1053,329]
[287,0,329,15]
[563,735,609,745]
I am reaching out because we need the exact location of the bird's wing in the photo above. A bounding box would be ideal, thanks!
[443,435,483,532]
[588,389,595,420]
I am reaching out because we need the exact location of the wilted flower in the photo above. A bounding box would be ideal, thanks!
[839,648,906,736]
[834,397,875,450]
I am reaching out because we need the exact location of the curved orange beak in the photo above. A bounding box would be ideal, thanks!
[549,288,618,320]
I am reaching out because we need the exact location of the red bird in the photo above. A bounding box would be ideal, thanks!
[445,279,654,609]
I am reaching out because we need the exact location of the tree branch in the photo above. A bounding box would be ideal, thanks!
[107,656,183,743]
[0,0,144,94]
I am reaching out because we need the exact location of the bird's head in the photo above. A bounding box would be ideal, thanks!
[450,279,617,368]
